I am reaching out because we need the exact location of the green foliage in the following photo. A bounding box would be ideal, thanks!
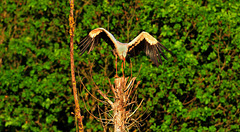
[1,0,240,131]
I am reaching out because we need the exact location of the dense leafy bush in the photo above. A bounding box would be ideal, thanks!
[1,0,239,131]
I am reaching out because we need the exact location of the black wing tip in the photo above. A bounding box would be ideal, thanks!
[77,35,86,49]
[153,42,173,66]
[155,62,160,67]
[158,42,173,55]
[77,35,93,55]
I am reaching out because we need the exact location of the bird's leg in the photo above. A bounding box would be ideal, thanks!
[112,50,119,78]
[121,58,125,77]
[114,55,119,78]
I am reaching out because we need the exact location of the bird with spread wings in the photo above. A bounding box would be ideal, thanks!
[77,28,171,77]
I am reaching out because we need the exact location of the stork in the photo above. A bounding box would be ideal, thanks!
[77,28,171,77]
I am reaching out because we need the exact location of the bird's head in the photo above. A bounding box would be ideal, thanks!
[122,51,127,58]
[119,51,127,60]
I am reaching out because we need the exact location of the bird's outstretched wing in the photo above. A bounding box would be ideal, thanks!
[128,32,171,66]
[77,28,118,56]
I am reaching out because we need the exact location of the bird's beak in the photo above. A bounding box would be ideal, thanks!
[123,58,125,69]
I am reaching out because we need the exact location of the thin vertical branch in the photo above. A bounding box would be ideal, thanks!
[69,0,84,131]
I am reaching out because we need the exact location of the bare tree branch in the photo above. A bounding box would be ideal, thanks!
[69,0,83,131]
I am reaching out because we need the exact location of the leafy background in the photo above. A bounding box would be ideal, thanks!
[1,0,240,131]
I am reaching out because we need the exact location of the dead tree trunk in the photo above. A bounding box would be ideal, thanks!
[98,76,140,132]
[112,77,126,132]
